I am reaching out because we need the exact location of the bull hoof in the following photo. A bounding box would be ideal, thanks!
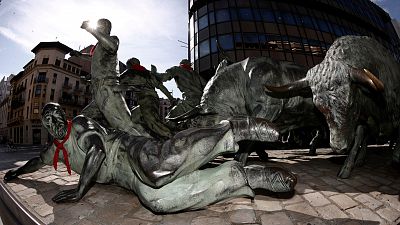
[337,168,351,179]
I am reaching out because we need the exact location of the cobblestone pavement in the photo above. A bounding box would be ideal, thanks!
[0,146,399,225]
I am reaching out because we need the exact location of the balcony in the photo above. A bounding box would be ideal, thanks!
[34,77,49,84]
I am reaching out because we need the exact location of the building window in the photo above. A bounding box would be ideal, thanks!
[242,33,260,49]
[63,63,67,69]
[210,37,217,53]
[28,90,31,101]
[37,72,46,83]
[42,58,49,64]
[35,85,41,96]
[50,89,55,101]
[53,73,57,84]
[67,65,72,71]
[33,108,39,114]
[198,15,209,31]
[55,59,61,66]
[64,77,69,86]
[199,40,210,58]
[218,34,234,50]
[238,8,253,21]
[209,11,215,24]
[260,9,275,22]
[75,80,80,89]
[73,110,77,117]
[216,9,230,23]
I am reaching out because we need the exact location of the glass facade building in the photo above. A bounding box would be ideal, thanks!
[188,0,400,79]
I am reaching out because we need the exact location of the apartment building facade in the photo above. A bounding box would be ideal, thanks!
[7,42,91,145]
[0,74,14,142]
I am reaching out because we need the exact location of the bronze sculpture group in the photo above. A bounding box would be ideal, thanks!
[4,19,400,213]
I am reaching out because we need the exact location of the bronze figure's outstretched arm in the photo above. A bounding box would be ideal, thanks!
[3,157,45,181]
[52,134,106,203]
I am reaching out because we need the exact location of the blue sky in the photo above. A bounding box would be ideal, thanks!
[0,0,188,97]
[0,0,399,98]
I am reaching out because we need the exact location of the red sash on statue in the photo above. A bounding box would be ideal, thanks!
[53,120,72,175]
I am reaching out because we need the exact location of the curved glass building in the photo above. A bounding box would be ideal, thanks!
[188,0,400,79]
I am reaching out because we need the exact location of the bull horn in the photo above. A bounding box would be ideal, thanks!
[264,78,312,98]
[166,105,202,122]
[350,68,384,92]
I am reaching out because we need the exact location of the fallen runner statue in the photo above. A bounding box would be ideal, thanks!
[265,35,400,178]
[4,103,296,213]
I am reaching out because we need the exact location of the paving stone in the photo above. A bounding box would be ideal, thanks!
[295,183,315,194]
[329,194,358,210]
[368,175,393,186]
[320,177,343,186]
[376,206,400,222]
[260,212,294,225]
[296,218,327,225]
[282,194,304,205]
[228,209,256,224]
[37,175,59,182]
[284,202,318,217]
[378,194,400,210]
[17,187,37,198]
[130,207,163,222]
[34,203,54,217]
[353,194,383,210]
[254,198,282,211]
[72,218,100,225]
[53,178,68,185]
[157,213,195,225]
[354,184,376,193]
[315,204,348,220]
[339,178,364,187]
[346,206,384,223]
[320,189,339,197]
[378,185,398,195]
[335,184,359,196]
[10,183,28,192]
[303,192,331,207]
[191,216,230,225]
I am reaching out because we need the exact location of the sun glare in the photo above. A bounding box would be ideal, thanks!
[88,20,98,29]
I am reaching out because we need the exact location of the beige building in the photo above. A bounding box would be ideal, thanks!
[0,74,14,142]
[7,42,91,145]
